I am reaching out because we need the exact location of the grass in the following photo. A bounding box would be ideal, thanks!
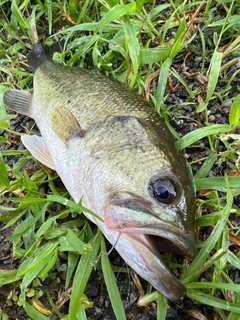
[1,0,240,319]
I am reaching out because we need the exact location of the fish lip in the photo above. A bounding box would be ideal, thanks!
[117,230,190,302]
[118,226,197,258]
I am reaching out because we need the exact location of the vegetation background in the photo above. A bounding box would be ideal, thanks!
[0,0,240,319]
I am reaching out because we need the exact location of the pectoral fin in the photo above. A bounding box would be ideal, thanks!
[21,135,55,170]
[51,106,85,145]
[3,89,33,117]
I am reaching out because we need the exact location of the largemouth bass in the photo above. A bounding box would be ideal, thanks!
[3,42,197,302]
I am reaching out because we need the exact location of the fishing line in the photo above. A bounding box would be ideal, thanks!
[116,262,132,302]
[95,232,121,265]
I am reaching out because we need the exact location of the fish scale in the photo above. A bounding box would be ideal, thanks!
[3,42,197,302]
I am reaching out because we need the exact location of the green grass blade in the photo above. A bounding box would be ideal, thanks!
[186,282,240,292]
[194,176,240,191]
[76,303,87,320]
[76,0,92,24]
[59,229,85,254]
[11,0,28,29]
[69,0,79,22]
[157,293,167,319]
[206,51,222,102]
[194,153,217,179]
[46,195,102,221]
[136,0,145,12]
[123,18,141,88]
[101,237,126,320]
[68,231,101,319]
[177,124,232,149]
[182,176,233,282]
[96,3,136,31]
[0,153,9,187]
[170,18,186,57]
[155,57,172,112]
[60,22,121,33]
[229,94,240,126]
[0,269,19,286]
[187,290,240,314]
[65,252,79,288]
[25,302,49,320]
[141,48,171,64]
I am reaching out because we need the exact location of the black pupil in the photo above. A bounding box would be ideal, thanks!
[152,179,176,204]
[155,185,169,200]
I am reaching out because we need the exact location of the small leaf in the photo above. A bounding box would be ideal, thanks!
[229,94,240,126]
[96,4,136,32]
[0,153,9,187]
[155,57,172,112]
[25,302,49,320]
[136,0,145,12]
[141,48,171,64]
[206,51,222,102]
[11,0,28,29]
[123,18,141,87]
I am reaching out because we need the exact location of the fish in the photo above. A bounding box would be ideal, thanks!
[3,40,197,303]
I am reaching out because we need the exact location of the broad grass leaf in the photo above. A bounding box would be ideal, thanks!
[206,51,222,102]
[194,176,240,191]
[177,124,232,149]
[147,4,170,20]
[170,18,186,57]
[155,57,172,112]
[194,153,217,179]
[182,177,232,283]
[0,269,19,286]
[101,238,126,320]
[0,153,9,187]
[123,18,141,87]
[136,0,145,12]
[25,302,49,320]
[59,229,85,254]
[11,0,28,29]
[229,94,240,126]
[186,290,240,314]
[141,48,170,64]
[68,232,101,319]
[96,4,136,31]
[19,242,59,295]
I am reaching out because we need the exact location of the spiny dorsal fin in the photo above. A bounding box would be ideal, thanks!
[3,89,33,117]
[51,105,85,145]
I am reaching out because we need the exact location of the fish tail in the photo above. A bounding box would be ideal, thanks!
[27,17,61,72]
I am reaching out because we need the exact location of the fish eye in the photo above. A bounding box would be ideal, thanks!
[149,179,177,204]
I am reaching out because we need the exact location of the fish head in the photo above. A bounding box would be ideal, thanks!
[102,167,196,302]
[86,117,197,302]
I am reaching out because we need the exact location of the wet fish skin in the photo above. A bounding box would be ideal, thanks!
[3,50,197,302]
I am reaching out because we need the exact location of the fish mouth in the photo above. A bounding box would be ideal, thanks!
[115,229,197,303]
[105,194,197,302]
[125,227,197,259]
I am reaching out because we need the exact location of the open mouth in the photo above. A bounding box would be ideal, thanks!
[104,194,197,302]
[148,234,188,255]
[129,230,197,260]
[116,230,197,303]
